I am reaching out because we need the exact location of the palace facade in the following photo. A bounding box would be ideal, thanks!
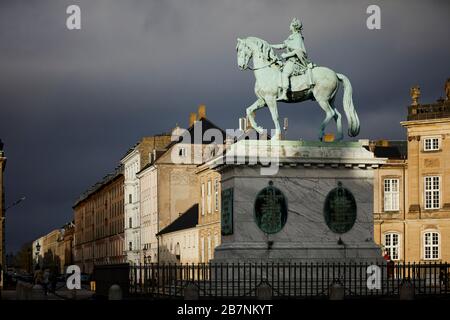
[374,80,450,262]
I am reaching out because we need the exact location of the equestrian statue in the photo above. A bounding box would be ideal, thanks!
[236,18,360,141]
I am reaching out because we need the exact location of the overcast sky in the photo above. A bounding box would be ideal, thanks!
[1,0,449,253]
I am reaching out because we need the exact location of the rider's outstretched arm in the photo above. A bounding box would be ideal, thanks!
[271,43,286,50]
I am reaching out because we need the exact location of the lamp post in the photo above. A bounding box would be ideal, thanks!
[143,246,148,267]
[5,196,26,212]
[35,242,41,267]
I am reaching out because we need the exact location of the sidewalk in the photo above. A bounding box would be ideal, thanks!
[1,288,95,300]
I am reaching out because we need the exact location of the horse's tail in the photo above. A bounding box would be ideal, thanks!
[336,73,360,137]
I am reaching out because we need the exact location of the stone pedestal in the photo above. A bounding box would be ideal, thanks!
[209,139,386,263]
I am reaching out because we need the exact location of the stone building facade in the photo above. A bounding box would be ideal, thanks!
[121,135,172,265]
[138,106,225,264]
[157,204,199,264]
[374,80,450,262]
[73,167,125,273]
[196,164,221,263]
[32,223,74,274]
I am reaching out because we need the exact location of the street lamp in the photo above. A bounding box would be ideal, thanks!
[35,242,41,266]
[1,197,26,225]
[5,196,26,212]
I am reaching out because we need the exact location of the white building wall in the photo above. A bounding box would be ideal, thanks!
[122,151,141,265]
[160,228,199,264]
[139,165,159,263]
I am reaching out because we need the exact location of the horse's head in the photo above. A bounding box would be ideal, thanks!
[236,37,279,71]
[236,38,252,70]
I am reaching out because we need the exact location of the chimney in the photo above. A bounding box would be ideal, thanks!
[189,112,197,127]
[198,104,206,120]
[245,113,254,130]
[238,117,247,131]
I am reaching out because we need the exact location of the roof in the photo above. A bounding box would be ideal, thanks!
[166,117,226,150]
[73,165,124,207]
[157,204,199,236]
[136,149,167,175]
[366,140,407,160]
[120,133,172,160]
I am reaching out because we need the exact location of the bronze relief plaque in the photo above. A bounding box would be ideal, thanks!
[254,181,288,234]
[324,181,357,234]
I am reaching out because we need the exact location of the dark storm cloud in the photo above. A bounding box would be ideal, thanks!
[1,0,449,252]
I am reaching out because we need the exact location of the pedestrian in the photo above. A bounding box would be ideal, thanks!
[42,268,50,295]
[33,265,43,285]
[50,267,58,293]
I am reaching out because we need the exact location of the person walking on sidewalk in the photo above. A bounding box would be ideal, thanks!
[42,268,50,296]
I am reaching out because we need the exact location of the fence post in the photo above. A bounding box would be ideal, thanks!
[184,282,199,300]
[399,280,414,300]
[256,280,272,300]
[329,280,345,300]
[108,284,123,300]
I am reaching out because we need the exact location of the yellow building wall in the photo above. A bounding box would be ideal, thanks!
[196,167,221,263]
[375,117,450,263]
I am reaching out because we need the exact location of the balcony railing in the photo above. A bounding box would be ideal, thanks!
[408,101,450,121]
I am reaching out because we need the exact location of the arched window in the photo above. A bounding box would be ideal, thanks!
[175,243,181,262]
[383,232,400,260]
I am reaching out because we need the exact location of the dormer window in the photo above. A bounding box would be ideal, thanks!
[179,147,186,157]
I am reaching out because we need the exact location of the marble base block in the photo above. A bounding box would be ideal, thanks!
[209,139,386,264]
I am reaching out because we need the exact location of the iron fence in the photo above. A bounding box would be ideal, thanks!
[128,262,450,299]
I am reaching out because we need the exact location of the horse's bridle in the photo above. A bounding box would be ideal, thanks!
[247,59,279,71]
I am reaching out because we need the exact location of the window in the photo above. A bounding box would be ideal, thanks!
[129,217,132,229]
[424,176,440,209]
[384,179,399,211]
[179,147,186,157]
[128,241,133,251]
[424,232,439,260]
[201,183,205,215]
[207,180,212,213]
[129,194,132,204]
[384,233,400,260]
[423,137,440,151]
[214,179,219,211]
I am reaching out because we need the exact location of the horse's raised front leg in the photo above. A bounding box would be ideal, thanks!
[266,96,282,140]
[246,99,266,134]
[317,100,335,141]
